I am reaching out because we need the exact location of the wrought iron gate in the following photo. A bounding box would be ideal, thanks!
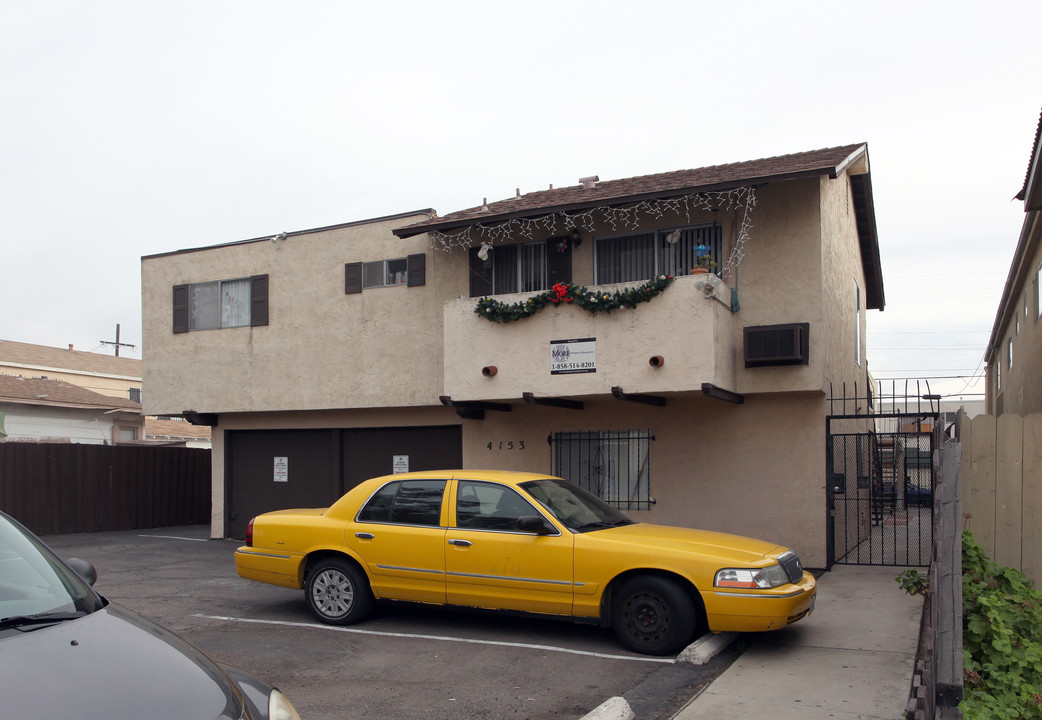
[826,383,939,567]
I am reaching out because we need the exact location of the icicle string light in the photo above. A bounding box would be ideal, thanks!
[429,187,756,277]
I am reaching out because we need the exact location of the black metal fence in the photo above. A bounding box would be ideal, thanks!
[0,442,211,535]
[828,420,935,567]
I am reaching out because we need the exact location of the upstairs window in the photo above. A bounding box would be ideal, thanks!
[345,254,426,294]
[172,275,268,333]
[855,282,862,367]
[1035,264,1041,322]
[364,258,409,288]
[469,237,572,297]
[595,224,721,284]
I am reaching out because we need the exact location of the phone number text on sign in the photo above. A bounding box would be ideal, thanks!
[550,338,596,375]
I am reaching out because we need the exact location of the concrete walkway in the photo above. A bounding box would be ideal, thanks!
[673,565,924,719]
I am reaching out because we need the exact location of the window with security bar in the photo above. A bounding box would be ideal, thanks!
[595,223,721,284]
[551,430,652,510]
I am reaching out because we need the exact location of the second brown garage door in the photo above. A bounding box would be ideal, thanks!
[226,424,462,538]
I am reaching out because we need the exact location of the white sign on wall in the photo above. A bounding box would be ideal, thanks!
[393,455,409,474]
[550,337,597,374]
[273,457,289,483]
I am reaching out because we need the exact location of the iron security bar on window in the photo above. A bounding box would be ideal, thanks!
[549,430,653,510]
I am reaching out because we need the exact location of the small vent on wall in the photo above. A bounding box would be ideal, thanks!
[744,323,810,368]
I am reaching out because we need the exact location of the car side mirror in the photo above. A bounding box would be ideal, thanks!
[516,515,554,534]
[66,557,98,586]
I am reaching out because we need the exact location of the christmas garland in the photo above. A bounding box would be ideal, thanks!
[474,276,674,323]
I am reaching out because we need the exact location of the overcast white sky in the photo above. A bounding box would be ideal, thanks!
[2,1,1039,403]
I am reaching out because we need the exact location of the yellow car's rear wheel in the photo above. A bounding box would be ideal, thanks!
[305,558,373,625]
[611,575,698,656]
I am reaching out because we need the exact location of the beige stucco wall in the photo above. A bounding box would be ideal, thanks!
[819,171,871,397]
[988,212,1042,415]
[209,390,828,566]
[143,178,864,416]
[443,273,737,400]
[146,170,875,569]
[142,213,440,415]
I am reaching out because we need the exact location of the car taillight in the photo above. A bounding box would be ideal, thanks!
[245,518,254,547]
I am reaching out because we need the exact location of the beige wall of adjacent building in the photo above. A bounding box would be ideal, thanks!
[988,213,1042,415]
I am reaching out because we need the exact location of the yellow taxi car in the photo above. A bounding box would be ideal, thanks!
[235,470,816,656]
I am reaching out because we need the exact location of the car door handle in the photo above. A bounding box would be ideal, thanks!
[355,532,375,540]
[448,539,472,547]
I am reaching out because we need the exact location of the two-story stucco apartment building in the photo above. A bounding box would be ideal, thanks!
[142,143,884,568]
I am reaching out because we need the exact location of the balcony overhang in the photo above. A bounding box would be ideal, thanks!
[442,274,738,404]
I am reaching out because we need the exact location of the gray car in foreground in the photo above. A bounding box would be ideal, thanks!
[0,510,300,720]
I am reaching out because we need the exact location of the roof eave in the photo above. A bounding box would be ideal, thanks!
[393,162,863,239]
[850,172,885,311]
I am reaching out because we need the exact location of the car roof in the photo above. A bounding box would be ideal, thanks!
[363,469,556,487]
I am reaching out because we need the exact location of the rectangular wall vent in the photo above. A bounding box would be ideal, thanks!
[744,323,810,367]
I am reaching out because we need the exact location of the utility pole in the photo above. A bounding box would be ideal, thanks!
[100,323,136,357]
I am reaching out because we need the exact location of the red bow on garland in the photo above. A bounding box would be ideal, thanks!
[551,283,573,304]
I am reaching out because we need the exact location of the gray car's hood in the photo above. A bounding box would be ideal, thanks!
[0,603,245,719]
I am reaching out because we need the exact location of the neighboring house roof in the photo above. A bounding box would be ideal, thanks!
[0,339,141,379]
[145,417,212,441]
[392,144,884,310]
[0,374,141,412]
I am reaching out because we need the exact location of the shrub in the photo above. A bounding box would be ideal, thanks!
[961,531,1042,719]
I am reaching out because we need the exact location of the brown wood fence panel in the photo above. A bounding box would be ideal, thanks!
[0,442,210,535]
[960,411,1042,587]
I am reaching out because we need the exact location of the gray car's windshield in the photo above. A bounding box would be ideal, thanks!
[520,478,635,533]
[0,515,101,625]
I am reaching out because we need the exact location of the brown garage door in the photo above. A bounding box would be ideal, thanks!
[226,425,462,538]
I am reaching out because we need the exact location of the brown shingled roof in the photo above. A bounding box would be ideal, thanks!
[145,417,212,441]
[0,339,141,377]
[394,143,868,237]
[0,374,141,412]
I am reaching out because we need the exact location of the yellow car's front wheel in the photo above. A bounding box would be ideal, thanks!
[611,575,699,656]
[305,558,373,625]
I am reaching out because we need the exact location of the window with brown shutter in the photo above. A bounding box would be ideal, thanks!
[172,285,189,333]
[251,275,269,327]
[171,274,269,332]
[345,262,363,294]
[407,253,426,287]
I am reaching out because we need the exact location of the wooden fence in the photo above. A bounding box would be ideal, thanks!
[907,437,964,720]
[0,442,211,536]
[959,411,1042,587]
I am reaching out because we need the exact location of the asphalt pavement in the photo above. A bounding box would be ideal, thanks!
[585,565,925,720]
[40,525,924,719]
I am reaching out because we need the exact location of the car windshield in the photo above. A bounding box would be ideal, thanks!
[0,514,101,625]
[520,478,635,533]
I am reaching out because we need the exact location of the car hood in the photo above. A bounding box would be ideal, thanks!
[0,603,246,720]
[588,522,785,564]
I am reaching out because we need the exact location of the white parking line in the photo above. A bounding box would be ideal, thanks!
[195,614,675,664]
[138,534,208,542]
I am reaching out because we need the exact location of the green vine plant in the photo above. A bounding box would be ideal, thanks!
[960,531,1042,719]
[896,568,929,597]
[474,276,674,324]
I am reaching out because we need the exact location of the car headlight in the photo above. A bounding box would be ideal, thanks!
[269,689,302,720]
[715,564,789,589]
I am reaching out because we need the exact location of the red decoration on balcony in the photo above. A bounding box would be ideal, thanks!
[551,283,574,304]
